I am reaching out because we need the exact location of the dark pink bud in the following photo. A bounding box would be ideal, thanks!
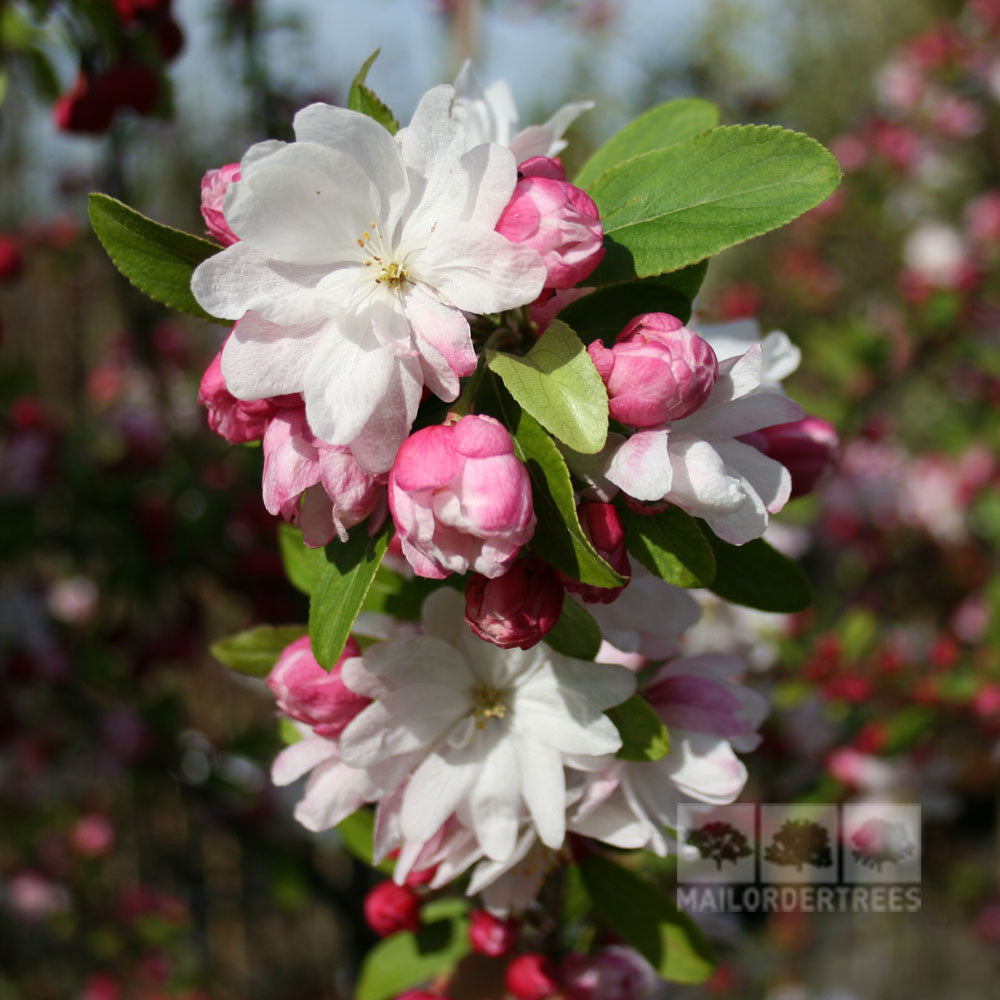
[395,992,449,1000]
[563,946,656,1000]
[0,235,23,282]
[496,156,604,291]
[506,953,560,1000]
[266,635,369,739]
[560,502,630,604]
[752,416,838,498]
[200,164,242,246]
[588,313,718,427]
[465,558,564,650]
[95,64,160,115]
[363,881,422,938]
[53,74,115,134]
[468,909,519,957]
[69,813,115,858]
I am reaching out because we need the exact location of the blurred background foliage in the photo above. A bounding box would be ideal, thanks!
[1,0,998,997]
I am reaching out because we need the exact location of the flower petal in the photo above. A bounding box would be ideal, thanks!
[220,311,322,399]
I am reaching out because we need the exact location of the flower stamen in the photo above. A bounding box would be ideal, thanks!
[473,683,507,728]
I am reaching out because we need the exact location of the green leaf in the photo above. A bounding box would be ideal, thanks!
[494,391,625,589]
[620,505,716,588]
[309,520,393,668]
[579,854,715,984]
[88,194,227,322]
[210,624,306,677]
[555,263,708,342]
[575,98,719,190]
[362,565,453,620]
[608,695,671,761]
[355,906,471,1000]
[587,125,841,285]
[487,320,609,454]
[544,596,602,660]
[348,49,399,135]
[703,527,813,612]
[277,523,328,595]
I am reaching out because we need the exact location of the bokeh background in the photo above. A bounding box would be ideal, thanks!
[1,1,999,997]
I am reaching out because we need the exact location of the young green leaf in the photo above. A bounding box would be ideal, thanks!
[579,854,715,983]
[362,564,455,620]
[493,391,625,590]
[88,193,227,322]
[702,526,813,612]
[210,624,307,677]
[348,49,399,135]
[277,523,328,595]
[355,906,471,1000]
[337,808,393,872]
[544,595,603,661]
[309,520,393,668]
[620,505,716,588]
[487,319,609,454]
[587,125,841,285]
[575,98,720,190]
[608,694,671,761]
[554,263,708,343]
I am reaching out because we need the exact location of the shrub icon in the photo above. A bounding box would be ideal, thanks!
[686,820,753,871]
[764,818,834,871]
[850,817,917,869]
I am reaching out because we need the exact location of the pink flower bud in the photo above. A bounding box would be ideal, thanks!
[559,502,630,604]
[496,155,605,292]
[587,313,718,427]
[363,881,422,938]
[506,953,560,1000]
[0,234,23,282]
[750,416,838,498]
[395,992,448,1000]
[468,909,519,958]
[563,947,656,1000]
[388,415,536,579]
[54,74,115,134]
[198,344,297,443]
[266,635,369,739]
[262,406,385,547]
[465,558,563,649]
[200,164,242,246]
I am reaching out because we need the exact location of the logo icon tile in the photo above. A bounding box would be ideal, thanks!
[842,803,921,884]
[759,804,839,883]
[677,804,756,884]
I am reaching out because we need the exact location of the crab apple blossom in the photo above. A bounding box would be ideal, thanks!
[571,655,767,856]
[559,502,630,604]
[199,164,241,246]
[587,313,719,427]
[337,589,634,862]
[388,415,535,579]
[363,880,422,937]
[191,87,547,473]
[266,635,369,739]
[506,953,560,1000]
[452,60,593,162]
[468,909,519,957]
[198,344,298,444]
[262,405,385,546]
[464,557,564,649]
[601,342,803,544]
[495,156,605,292]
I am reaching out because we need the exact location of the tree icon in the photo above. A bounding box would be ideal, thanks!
[764,818,834,871]
[686,820,753,870]
[850,817,917,869]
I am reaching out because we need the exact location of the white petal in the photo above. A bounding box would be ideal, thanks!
[191,241,330,325]
[420,589,469,646]
[457,142,518,228]
[227,141,377,264]
[760,330,801,384]
[665,434,743,513]
[509,101,594,160]
[303,329,396,446]
[221,311,321,399]
[664,731,748,804]
[404,284,476,396]
[415,222,546,314]
[271,737,337,786]
[678,391,802,439]
[515,738,566,849]
[361,633,473,690]
[470,735,521,861]
[401,748,478,844]
[294,759,372,831]
[606,430,673,502]
[293,103,409,229]
[714,439,792,515]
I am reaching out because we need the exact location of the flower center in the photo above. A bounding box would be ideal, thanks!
[472,683,507,728]
[357,222,409,288]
